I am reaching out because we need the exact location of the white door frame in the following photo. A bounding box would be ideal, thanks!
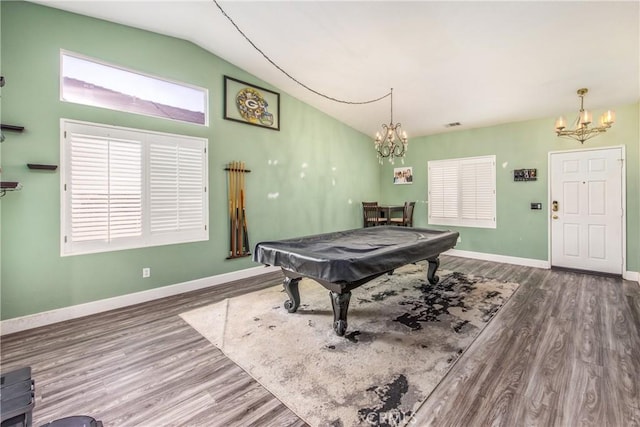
[547,145,626,275]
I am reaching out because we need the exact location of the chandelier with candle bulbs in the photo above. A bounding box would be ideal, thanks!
[374,88,408,164]
[554,88,615,144]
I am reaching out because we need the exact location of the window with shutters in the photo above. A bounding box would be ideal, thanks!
[61,119,208,256]
[428,155,496,228]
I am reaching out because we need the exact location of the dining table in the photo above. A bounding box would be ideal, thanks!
[378,205,405,224]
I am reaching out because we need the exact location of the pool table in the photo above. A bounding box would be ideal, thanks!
[253,226,459,336]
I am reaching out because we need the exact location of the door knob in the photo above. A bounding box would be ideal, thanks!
[552,215,558,219]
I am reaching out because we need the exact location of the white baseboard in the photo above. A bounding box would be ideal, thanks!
[623,270,639,283]
[446,249,639,284]
[445,249,551,269]
[0,265,280,336]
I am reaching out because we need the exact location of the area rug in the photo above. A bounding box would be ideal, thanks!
[180,262,519,427]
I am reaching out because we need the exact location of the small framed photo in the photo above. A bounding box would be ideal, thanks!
[393,167,413,184]
[224,76,280,131]
[513,168,537,181]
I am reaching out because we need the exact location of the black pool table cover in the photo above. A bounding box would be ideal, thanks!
[253,226,459,284]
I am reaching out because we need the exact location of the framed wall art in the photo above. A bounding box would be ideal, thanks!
[513,168,537,181]
[224,76,280,131]
[393,167,413,184]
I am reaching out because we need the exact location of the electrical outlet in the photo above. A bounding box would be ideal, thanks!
[142,268,151,278]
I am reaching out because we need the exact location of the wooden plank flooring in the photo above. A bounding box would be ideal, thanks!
[1,256,639,426]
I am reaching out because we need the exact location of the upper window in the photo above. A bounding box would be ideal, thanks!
[428,155,496,228]
[60,51,208,125]
[61,119,209,256]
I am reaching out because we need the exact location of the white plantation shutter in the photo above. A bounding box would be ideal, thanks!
[460,158,494,222]
[149,137,206,242]
[429,160,459,219]
[69,133,110,243]
[62,120,208,256]
[428,155,496,228]
[107,139,143,239]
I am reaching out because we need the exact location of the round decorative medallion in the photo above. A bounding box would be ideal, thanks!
[236,87,274,126]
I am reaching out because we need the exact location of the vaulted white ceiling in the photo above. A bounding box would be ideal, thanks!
[35,1,640,138]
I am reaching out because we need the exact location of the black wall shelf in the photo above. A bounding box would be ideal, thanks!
[1,182,22,196]
[27,164,58,171]
[1,182,22,190]
[1,124,25,132]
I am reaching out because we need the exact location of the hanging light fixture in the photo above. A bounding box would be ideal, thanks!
[374,88,408,164]
[554,88,615,144]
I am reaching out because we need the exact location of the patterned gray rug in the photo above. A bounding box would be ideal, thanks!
[181,262,519,427]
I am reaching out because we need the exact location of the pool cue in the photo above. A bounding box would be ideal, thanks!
[239,162,244,255]
[236,162,242,255]
[235,161,241,256]
[241,191,249,254]
[228,161,235,257]
[240,162,249,254]
[234,161,241,256]
[233,161,239,257]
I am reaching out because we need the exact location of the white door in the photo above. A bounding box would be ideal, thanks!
[550,147,624,274]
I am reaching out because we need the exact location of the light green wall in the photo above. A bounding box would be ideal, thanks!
[2,2,639,322]
[0,2,378,319]
[380,103,640,270]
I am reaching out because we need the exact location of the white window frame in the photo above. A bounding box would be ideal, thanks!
[428,155,496,228]
[60,50,209,126]
[61,119,209,256]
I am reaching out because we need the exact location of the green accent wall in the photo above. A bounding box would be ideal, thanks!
[0,2,378,320]
[1,2,638,321]
[380,103,640,269]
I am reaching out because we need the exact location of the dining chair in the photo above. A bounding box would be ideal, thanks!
[389,201,415,227]
[362,202,385,227]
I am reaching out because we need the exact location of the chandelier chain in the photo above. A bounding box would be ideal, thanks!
[213,0,391,105]
[390,89,394,123]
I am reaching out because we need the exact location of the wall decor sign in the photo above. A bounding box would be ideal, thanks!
[393,166,413,184]
[513,168,537,181]
[224,76,280,131]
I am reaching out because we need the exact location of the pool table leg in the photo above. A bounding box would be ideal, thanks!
[283,277,301,313]
[330,291,352,336]
[427,257,440,284]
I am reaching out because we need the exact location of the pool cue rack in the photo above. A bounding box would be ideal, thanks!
[225,161,251,259]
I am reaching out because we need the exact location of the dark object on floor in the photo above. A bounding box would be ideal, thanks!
[39,416,103,427]
[1,367,35,427]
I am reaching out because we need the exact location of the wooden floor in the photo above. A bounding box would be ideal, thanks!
[1,256,639,426]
